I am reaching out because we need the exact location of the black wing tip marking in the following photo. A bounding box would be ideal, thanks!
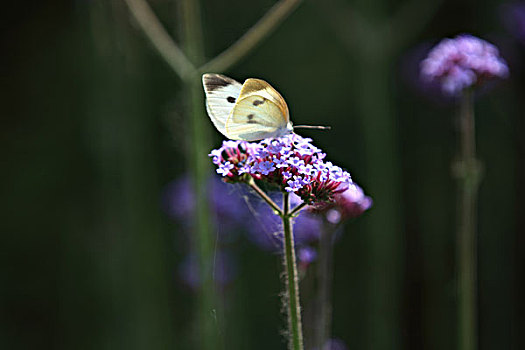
[202,73,238,92]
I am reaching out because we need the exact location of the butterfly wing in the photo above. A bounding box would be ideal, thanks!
[225,78,291,141]
[202,73,242,136]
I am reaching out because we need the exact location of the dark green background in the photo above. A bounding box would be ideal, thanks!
[1,0,523,349]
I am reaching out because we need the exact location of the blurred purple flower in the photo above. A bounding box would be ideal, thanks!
[334,183,373,220]
[163,175,249,232]
[297,246,318,272]
[310,182,372,224]
[420,34,509,95]
[208,134,351,205]
[178,251,237,290]
[501,2,525,45]
[164,175,322,266]
[298,246,317,265]
[323,338,348,350]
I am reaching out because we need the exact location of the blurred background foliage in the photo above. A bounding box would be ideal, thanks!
[1,0,523,349]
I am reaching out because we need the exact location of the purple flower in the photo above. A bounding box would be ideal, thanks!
[238,163,251,175]
[298,246,317,264]
[254,160,276,175]
[323,338,349,350]
[209,149,222,164]
[217,161,234,176]
[267,141,283,154]
[274,157,288,168]
[288,156,305,167]
[163,175,249,231]
[420,34,509,95]
[336,183,373,219]
[298,164,315,176]
[282,170,293,179]
[310,182,372,223]
[209,133,353,205]
[297,246,317,272]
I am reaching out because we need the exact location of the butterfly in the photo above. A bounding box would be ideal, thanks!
[202,73,329,141]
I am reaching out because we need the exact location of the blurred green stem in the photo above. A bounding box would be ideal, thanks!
[314,222,335,350]
[125,0,302,80]
[123,0,196,80]
[180,0,218,348]
[200,0,303,73]
[455,89,481,350]
[282,192,304,350]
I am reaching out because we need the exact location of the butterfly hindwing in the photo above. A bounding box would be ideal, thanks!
[202,74,242,136]
[236,78,290,124]
[225,95,288,141]
[224,78,290,141]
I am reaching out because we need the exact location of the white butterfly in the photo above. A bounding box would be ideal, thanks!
[202,73,327,141]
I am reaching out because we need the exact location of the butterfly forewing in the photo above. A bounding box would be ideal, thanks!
[202,74,242,136]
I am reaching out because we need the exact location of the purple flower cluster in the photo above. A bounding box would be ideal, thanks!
[209,134,352,204]
[420,34,509,95]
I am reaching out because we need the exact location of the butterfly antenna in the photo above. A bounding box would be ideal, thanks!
[293,125,331,130]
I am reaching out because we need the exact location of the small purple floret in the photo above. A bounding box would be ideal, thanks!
[217,161,234,176]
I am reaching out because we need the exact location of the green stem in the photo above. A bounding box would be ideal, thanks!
[289,202,307,217]
[456,89,481,350]
[248,180,283,216]
[282,192,304,350]
[180,0,218,349]
[199,0,303,73]
[123,0,196,80]
[314,222,335,350]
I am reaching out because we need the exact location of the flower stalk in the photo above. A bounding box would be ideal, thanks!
[421,34,508,350]
[282,192,304,350]
[455,88,482,350]
[248,179,283,216]
[209,134,356,350]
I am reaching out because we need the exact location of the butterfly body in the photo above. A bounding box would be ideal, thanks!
[202,73,294,141]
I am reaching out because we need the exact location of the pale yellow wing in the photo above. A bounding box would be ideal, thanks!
[235,78,289,123]
[224,79,290,141]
